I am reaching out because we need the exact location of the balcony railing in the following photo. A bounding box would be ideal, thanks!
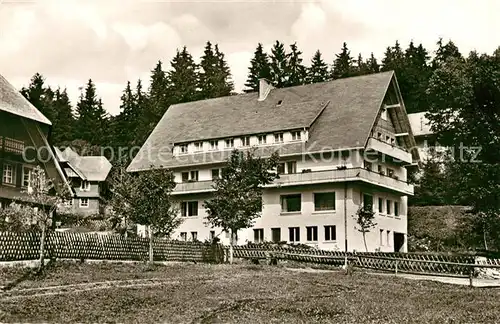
[173,167,414,195]
[366,137,412,164]
[0,136,25,154]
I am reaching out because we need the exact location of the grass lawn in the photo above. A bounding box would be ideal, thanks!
[0,261,499,323]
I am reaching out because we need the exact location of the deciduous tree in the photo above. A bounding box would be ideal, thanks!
[204,149,280,263]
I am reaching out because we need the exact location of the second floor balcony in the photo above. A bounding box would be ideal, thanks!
[366,137,413,164]
[172,167,414,196]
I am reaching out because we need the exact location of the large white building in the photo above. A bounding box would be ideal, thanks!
[128,71,420,252]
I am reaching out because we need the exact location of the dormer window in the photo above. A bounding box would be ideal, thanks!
[241,136,250,147]
[276,100,283,106]
[179,144,188,154]
[80,180,90,191]
[225,139,234,148]
[258,135,267,145]
[194,142,203,152]
[291,131,301,141]
[274,133,284,143]
[210,140,218,150]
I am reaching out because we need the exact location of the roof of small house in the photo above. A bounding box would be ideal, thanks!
[0,74,51,125]
[60,147,112,182]
[408,112,433,137]
[128,71,398,172]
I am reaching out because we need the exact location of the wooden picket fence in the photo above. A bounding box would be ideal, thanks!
[232,244,499,277]
[1,232,498,278]
[0,231,225,263]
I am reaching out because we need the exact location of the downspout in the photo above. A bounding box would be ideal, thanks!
[344,181,348,268]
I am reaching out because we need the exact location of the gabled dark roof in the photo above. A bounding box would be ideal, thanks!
[128,71,395,172]
[59,147,112,182]
[0,74,51,125]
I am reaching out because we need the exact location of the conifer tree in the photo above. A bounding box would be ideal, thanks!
[21,73,55,122]
[307,50,329,83]
[355,53,370,76]
[168,46,198,104]
[51,88,74,145]
[286,42,307,86]
[213,44,234,97]
[147,61,169,125]
[366,53,380,74]
[198,41,218,99]
[331,42,354,79]
[74,79,108,146]
[403,41,432,113]
[432,38,463,69]
[244,43,271,92]
[113,81,137,150]
[269,41,290,87]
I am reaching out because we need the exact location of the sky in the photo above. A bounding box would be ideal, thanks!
[1,0,500,116]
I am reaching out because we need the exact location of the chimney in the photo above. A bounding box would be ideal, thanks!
[258,78,273,101]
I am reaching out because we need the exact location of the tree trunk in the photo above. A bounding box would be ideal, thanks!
[39,223,46,270]
[362,231,368,252]
[149,225,154,263]
[483,223,489,251]
[229,229,234,265]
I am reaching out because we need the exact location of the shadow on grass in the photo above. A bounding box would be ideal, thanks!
[1,260,56,292]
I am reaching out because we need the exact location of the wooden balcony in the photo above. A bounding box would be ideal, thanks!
[173,167,414,196]
[366,137,413,164]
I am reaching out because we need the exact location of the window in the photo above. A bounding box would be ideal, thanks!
[281,194,301,213]
[324,226,336,241]
[291,131,301,141]
[240,136,250,147]
[387,230,391,247]
[179,144,188,154]
[210,140,218,150]
[386,135,391,144]
[378,198,384,213]
[80,198,89,208]
[381,108,387,120]
[380,229,384,245]
[377,132,383,140]
[271,228,281,242]
[306,226,318,242]
[64,199,73,207]
[209,231,215,240]
[22,167,32,188]
[190,171,199,181]
[225,138,234,148]
[314,192,336,211]
[363,193,373,211]
[390,138,395,145]
[191,232,198,241]
[274,133,284,143]
[288,227,300,242]
[387,168,394,178]
[286,161,297,174]
[386,200,392,215]
[394,201,399,216]
[194,142,203,152]
[277,163,285,175]
[364,161,372,171]
[80,180,90,191]
[2,164,14,184]
[377,165,384,174]
[211,169,220,179]
[253,228,264,243]
[258,135,267,145]
[180,232,187,241]
[181,201,198,217]
[181,172,189,182]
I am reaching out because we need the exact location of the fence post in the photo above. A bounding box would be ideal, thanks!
[469,266,474,288]
[395,259,398,275]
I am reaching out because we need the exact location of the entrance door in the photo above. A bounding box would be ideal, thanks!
[393,232,405,252]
